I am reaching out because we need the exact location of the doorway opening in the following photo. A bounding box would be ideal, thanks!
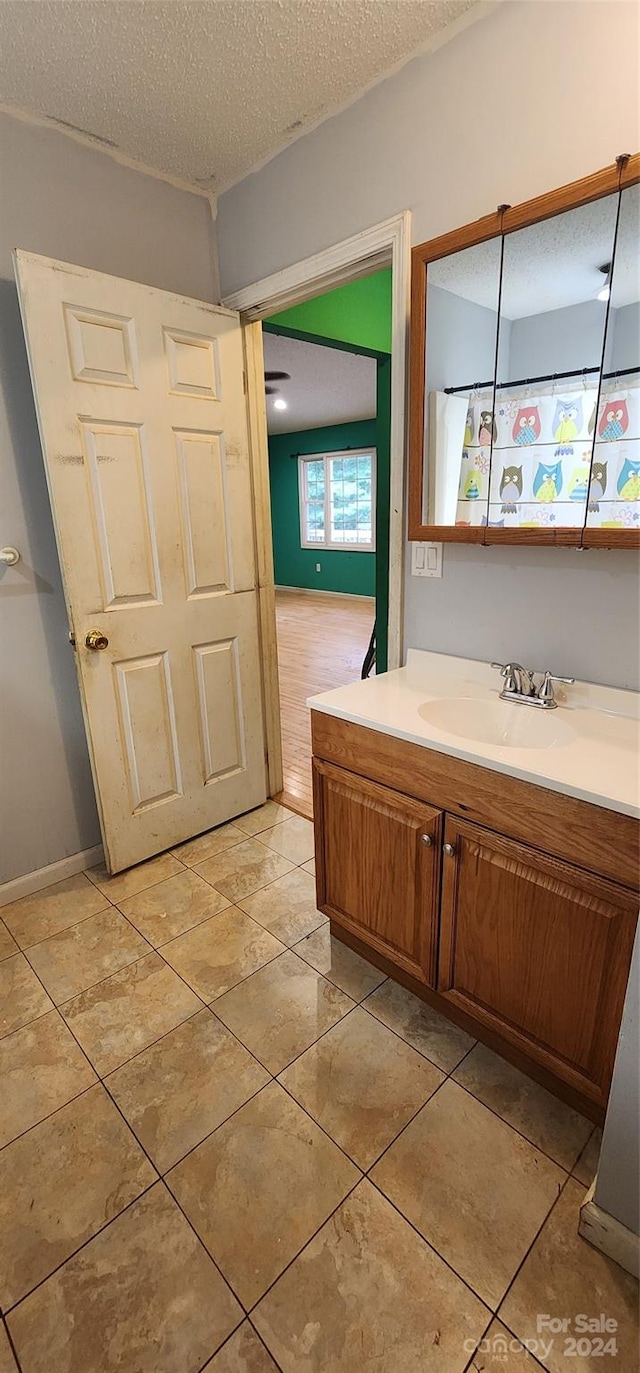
[262,275,391,815]
[225,212,411,820]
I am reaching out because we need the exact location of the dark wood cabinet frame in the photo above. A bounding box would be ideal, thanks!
[408,154,640,549]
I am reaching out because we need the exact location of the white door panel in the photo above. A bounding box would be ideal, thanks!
[14,251,266,872]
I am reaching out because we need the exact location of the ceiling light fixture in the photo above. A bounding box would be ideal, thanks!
[273,397,287,410]
[597,263,611,302]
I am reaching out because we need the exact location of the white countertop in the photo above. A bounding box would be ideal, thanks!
[308,650,640,819]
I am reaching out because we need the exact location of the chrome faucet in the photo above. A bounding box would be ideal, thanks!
[491,663,574,710]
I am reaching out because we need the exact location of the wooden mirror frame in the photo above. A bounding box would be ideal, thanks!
[408,154,640,549]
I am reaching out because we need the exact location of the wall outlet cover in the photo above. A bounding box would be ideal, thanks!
[411,542,443,578]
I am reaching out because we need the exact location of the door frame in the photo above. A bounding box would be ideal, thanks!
[227,211,411,798]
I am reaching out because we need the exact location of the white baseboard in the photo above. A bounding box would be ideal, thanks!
[0,843,105,908]
[579,1180,640,1278]
[275,585,375,603]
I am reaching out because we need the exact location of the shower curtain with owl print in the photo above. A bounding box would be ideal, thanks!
[454,378,640,529]
[585,377,640,529]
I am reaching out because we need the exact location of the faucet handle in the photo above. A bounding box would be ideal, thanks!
[537,670,575,704]
[491,661,521,694]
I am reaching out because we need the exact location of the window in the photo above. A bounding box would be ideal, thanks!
[299,449,376,552]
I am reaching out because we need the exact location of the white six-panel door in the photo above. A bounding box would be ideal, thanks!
[14,250,267,872]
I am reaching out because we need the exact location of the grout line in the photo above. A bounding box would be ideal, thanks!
[3,1178,159,1317]
[366,1170,495,1313]
[22,922,155,1009]
[3,897,113,953]
[446,1075,577,1177]
[2,1312,24,1373]
[244,1174,365,1320]
[84,856,188,898]
[357,986,476,1074]
[0,1076,98,1158]
[157,1075,274,1179]
[494,1171,579,1321]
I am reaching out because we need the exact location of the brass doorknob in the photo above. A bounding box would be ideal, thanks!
[85,629,109,651]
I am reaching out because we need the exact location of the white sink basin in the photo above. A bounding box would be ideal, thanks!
[418,697,575,750]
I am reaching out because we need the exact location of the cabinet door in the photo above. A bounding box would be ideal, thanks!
[438,816,638,1106]
[313,759,442,986]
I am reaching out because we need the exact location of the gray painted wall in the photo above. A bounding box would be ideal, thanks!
[0,113,217,884]
[594,927,639,1237]
[508,300,608,380]
[218,0,640,691]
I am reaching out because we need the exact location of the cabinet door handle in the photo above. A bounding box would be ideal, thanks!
[443,842,456,857]
[420,833,432,847]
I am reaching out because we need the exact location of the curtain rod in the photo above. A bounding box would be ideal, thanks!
[443,364,639,397]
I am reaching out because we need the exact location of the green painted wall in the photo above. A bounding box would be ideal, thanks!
[269,419,377,598]
[266,268,392,355]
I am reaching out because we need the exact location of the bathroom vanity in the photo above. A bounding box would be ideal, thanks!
[310,652,639,1122]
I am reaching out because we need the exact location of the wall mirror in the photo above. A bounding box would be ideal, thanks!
[409,155,640,547]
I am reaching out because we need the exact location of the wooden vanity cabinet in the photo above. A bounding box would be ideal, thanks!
[313,760,442,987]
[311,712,639,1119]
[438,817,638,1106]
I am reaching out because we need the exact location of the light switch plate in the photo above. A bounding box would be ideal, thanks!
[411,542,443,578]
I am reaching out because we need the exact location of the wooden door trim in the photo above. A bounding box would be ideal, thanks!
[225,210,411,674]
[408,153,640,546]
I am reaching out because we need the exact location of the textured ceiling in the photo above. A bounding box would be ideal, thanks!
[263,332,376,435]
[430,187,640,318]
[0,0,481,193]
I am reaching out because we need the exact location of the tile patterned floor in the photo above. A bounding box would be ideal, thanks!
[0,804,637,1373]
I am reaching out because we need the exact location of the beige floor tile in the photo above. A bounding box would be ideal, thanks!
[260,816,315,865]
[87,853,185,902]
[1,873,109,950]
[26,907,150,1004]
[107,1009,269,1172]
[214,950,354,1074]
[195,841,295,904]
[163,908,284,1001]
[473,1320,547,1373]
[371,1079,565,1308]
[0,1010,96,1148]
[0,921,18,962]
[8,1184,242,1373]
[295,925,386,1002]
[234,802,291,837]
[0,1084,155,1309]
[237,868,326,946]
[454,1043,593,1170]
[301,858,316,876]
[61,951,202,1074]
[172,824,246,867]
[119,870,231,946]
[168,1081,359,1308]
[501,1179,639,1373]
[280,1007,443,1169]
[254,1179,489,1372]
[0,954,53,1038]
[364,978,475,1072]
[572,1127,603,1186]
[204,1323,278,1371]
[0,1324,18,1373]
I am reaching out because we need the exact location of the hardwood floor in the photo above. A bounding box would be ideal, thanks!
[274,588,375,819]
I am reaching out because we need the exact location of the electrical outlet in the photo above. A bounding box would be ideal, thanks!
[316,563,321,573]
[411,542,443,578]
